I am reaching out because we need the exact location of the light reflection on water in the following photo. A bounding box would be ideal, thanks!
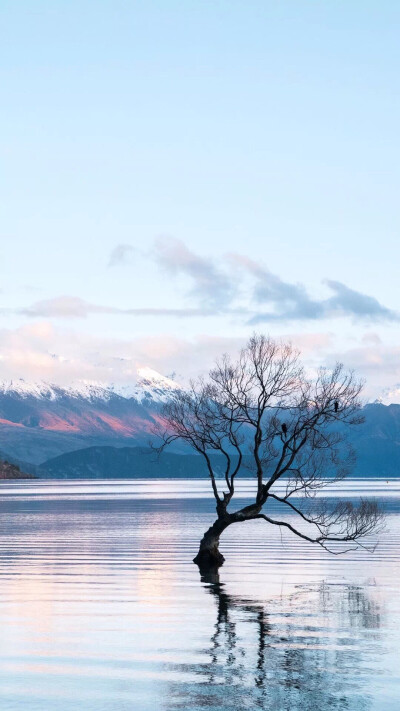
[0,479,399,710]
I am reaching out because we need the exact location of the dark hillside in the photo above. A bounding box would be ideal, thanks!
[0,459,35,480]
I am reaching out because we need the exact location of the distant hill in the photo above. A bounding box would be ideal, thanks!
[36,405,400,480]
[1,374,400,477]
[0,370,179,464]
[345,402,400,477]
[37,446,241,479]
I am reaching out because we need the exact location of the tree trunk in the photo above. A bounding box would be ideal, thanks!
[193,516,231,570]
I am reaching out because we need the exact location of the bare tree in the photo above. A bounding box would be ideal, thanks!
[157,335,383,570]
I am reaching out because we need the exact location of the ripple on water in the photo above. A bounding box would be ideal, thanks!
[0,479,400,711]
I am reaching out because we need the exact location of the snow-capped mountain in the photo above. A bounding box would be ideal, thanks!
[109,367,180,403]
[2,371,400,479]
[0,378,112,402]
[0,367,180,404]
[0,368,180,464]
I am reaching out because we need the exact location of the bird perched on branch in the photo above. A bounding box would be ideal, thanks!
[281,423,288,437]
[334,401,339,413]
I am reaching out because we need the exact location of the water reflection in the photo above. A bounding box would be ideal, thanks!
[0,480,397,711]
[166,569,382,711]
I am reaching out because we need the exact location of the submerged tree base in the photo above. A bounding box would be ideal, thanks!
[193,548,225,570]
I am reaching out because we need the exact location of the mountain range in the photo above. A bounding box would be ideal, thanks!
[1,369,400,478]
[0,368,179,465]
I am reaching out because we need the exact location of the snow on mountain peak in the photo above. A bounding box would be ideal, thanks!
[135,366,180,402]
[137,367,179,390]
[0,368,181,405]
[0,378,113,402]
[63,380,113,401]
[0,378,58,400]
[110,367,181,403]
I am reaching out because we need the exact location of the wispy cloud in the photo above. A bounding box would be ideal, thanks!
[322,280,396,321]
[20,296,216,319]
[108,244,135,267]
[153,237,235,308]
[227,253,399,324]
[3,241,397,326]
[21,297,103,318]
[14,280,399,326]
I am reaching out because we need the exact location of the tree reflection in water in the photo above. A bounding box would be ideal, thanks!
[165,568,382,711]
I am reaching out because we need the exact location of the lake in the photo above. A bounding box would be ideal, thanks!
[0,479,399,710]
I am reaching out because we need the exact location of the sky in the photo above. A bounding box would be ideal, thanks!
[1,1,400,401]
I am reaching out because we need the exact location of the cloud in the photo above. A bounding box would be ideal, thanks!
[361,332,382,346]
[21,297,103,318]
[326,342,400,402]
[0,323,397,403]
[16,282,398,326]
[284,332,333,354]
[0,324,247,387]
[153,236,234,308]
[108,244,135,267]
[19,296,216,319]
[3,240,398,327]
[227,254,399,324]
[322,280,397,321]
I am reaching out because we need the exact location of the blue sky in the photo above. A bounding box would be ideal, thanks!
[1,1,400,399]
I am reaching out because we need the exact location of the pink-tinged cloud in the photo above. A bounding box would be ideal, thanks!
[0,322,398,402]
[19,296,214,319]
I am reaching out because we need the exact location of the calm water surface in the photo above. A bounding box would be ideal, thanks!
[0,479,399,710]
